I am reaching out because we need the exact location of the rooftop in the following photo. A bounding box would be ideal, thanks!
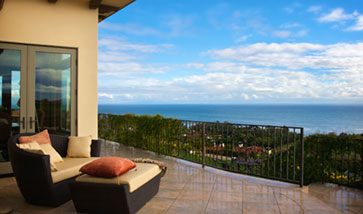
[0,141,362,214]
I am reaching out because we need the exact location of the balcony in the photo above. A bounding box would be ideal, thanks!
[0,140,362,214]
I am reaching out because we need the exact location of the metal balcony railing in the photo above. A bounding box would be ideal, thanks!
[99,114,305,186]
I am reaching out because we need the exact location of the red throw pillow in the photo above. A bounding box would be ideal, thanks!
[80,157,136,178]
[19,129,51,145]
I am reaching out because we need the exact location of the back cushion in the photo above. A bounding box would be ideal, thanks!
[67,136,92,158]
[18,130,51,145]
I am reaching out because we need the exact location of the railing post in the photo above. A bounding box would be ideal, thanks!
[202,123,206,168]
[300,128,304,187]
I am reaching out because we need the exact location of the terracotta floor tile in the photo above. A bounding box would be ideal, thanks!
[178,189,212,200]
[166,209,205,214]
[209,190,243,202]
[205,200,242,214]
[160,181,186,190]
[143,197,175,210]
[137,207,168,214]
[168,199,208,213]
[242,202,280,214]
[298,200,337,211]
[155,188,182,199]
[214,183,243,193]
[345,206,363,214]
[303,209,341,214]
[189,173,217,184]
[243,192,276,203]
[278,204,304,214]
[183,182,215,192]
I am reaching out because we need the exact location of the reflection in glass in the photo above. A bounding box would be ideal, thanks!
[35,52,71,135]
[0,49,21,161]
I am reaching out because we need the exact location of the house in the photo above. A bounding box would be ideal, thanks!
[0,0,134,175]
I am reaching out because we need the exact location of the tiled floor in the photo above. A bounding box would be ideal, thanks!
[0,141,362,214]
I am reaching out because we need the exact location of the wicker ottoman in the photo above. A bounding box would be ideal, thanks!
[69,163,161,214]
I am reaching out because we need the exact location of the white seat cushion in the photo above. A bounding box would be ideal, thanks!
[76,163,161,192]
[52,157,99,183]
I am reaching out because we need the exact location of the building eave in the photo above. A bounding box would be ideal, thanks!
[89,0,135,22]
[0,0,135,22]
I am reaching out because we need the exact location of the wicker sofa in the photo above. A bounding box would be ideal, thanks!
[7,133,101,207]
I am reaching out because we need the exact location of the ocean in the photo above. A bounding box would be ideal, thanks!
[98,104,363,135]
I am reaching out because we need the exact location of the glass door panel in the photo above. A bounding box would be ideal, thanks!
[28,46,76,136]
[0,44,26,169]
[34,52,72,135]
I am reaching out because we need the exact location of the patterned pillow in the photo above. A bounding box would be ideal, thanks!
[18,130,51,145]
[80,157,136,178]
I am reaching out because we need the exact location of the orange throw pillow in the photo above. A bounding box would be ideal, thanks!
[19,130,51,145]
[80,157,136,178]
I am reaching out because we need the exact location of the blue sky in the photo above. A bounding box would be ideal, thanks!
[98,0,363,104]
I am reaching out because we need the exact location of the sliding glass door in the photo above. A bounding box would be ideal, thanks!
[0,42,77,165]
[28,46,76,135]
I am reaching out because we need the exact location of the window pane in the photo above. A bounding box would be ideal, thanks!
[35,52,71,135]
[0,49,21,158]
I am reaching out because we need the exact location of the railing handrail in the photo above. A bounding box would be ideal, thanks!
[98,113,304,129]
[180,120,304,129]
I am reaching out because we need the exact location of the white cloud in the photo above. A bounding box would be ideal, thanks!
[235,35,250,43]
[98,62,168,76]
[98,51,141,62]
[97,36,175,77]
[296,30,308,37]
[98,37,363,104]
[100,18,197,38]
[241,94,250,100]
[283,2,302,14]
[98,63,363,103]
[98,93,114,99]
[99,38,173,53]
[346,15,363,31]
[120,94,134,99]
[206,43,324,58]
[203,62,249,73]
[99,22,161,36]
[246,18,270,35]
[161,14,195,37]
[307,5,322,13]
[205,42,363,70]
[284,7,294,14]
[186,63,204,69]
[318,8,355,22]
[272,30,291,38]
[280,23,301,28]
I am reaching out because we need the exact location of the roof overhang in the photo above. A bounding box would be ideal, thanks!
[89,0,135,22]
[0,0,135,22]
